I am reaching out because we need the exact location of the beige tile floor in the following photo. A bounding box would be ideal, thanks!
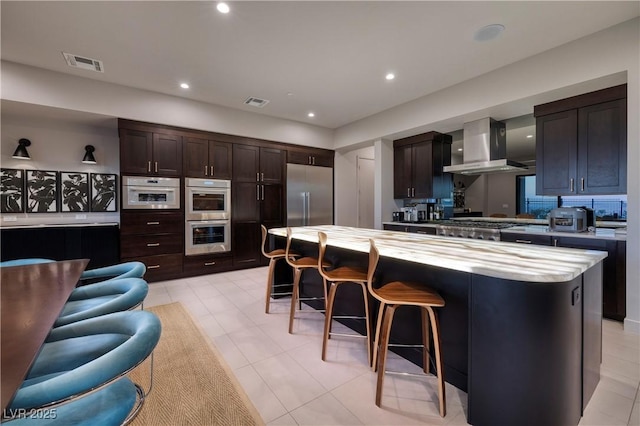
[146,267,640,425]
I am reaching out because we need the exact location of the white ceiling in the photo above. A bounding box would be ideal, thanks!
[2,1,637,131]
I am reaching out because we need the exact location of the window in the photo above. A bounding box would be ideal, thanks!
[516,175,627,220]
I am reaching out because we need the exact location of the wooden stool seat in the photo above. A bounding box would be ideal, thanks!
[265,248,287,258]
[286,228,330,334]
[319,232,372,365]
[367,239,447,417]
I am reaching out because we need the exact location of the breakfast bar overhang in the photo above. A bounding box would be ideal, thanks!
[268,225,607,426]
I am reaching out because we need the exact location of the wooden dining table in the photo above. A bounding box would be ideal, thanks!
[1,259,89,411]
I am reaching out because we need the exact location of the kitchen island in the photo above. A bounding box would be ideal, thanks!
[269,225,607,426]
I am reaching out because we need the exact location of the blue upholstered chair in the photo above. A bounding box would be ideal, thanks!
[7,310,161,423]
[6,377,138,426]
[79,261,146,284]
[0,258,54,267]
[54,278,149,327]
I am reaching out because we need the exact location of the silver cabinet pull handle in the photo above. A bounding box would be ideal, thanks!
[261,184,264,200]
[407,188,410,197]
[257,185,260,201]
[581,177,585,192]
[210,166,214,176]
[416,231,428,234]
[155,161,158,173]
[312,156,315,165]
[147,265,160,269]
[309,155,312,165]
[147,243,160,247]
[515,239,532,244]
[261,172,264,182]
[204,261,216,266]
[147,161,151,173]
[256,172,260,181]
[204,165,208,176]
[570,178,574,192]
[146,221,160,225]
[412,188,415,197]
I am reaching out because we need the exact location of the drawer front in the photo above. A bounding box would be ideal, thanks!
[121,233,183,258]
[500,233,553,246]
[120,211,184,235]
[183,254,233,276]
[122,253,183,282]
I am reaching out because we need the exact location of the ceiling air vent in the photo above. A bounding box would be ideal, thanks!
[244,97,270,108]
[62,52,104,73]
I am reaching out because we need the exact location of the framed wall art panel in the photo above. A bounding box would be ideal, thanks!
[90,173,118,212]
[1,168,25,213]
[26,170,58,213]
[60,172,89,212]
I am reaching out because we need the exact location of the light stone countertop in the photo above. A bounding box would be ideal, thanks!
[501,225,626,241]
[270,225,607,283]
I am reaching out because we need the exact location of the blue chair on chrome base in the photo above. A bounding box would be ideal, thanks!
[54,277,149,327]
[7,310,161,425]
[78,261,146,285]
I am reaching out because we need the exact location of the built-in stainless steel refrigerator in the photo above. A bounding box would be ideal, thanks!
[286,163,333,226]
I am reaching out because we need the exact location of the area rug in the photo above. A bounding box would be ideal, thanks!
[128,302,264,425]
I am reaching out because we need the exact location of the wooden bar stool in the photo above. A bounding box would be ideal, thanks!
[261,225,299,314]
[367,239,447,417]
[285,227,330,334]
[317,232,371,365]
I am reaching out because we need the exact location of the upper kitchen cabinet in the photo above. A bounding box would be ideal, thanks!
[287,147,334,167]
[120,128,183,177]
[183,137,232,179]
[393,131,452,199]
[535,84,627,196]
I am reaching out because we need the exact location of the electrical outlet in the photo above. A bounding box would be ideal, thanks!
[75,214,87,220]
[3,216,17,222]
[571,286,581,306]
[502,204,509,208]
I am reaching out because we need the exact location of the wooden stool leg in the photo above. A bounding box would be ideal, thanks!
[371,302,386,371]
[288,268,302,334]
[360,282,372,367]
[427,306,446,417]
[322,281,339,361]
[264,257,278,314]
[376,304,396,407]
[421,307,431,374]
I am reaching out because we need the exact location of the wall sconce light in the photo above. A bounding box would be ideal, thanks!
[82,145,97,164]
[12,138,32,160]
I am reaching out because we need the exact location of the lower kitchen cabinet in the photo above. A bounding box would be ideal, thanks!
[1,224,120,269]
[500,233,553,246]
[383,224,437,235]
[183,253,233,276]
[232,222,262,268]
[120,211,184,282]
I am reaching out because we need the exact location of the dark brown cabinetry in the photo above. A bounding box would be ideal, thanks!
[393,132,452,199]
[120,128,183,177]
[183,253,233,276]
[183,137,232,179]
[120,211,184,282]
[535,84,626,195]
[232,144,285,267]
[287,148,334,167]
[383,224,437,235]
[501,230,625,321]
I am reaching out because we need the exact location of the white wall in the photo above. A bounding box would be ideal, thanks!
[334,144,375,227]
[1,113,120,226]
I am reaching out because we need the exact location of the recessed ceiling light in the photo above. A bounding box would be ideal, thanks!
[217,2,230,13]
[180,83,190,89]
[287,92,294,96]
[385,73,395,81]
[526,134,533,138]
[308,112,315,118]
[473,24,505,42]
[457,148,463,152]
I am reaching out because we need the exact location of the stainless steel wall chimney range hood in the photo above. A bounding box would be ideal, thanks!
[443,117,528,175]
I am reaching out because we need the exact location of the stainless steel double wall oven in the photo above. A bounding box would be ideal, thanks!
[184,178,231,255]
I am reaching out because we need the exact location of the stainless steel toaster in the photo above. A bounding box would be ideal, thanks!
[549,207,588,233]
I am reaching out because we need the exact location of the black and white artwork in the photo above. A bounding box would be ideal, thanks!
[1,168,25,213]
[26,170,58,213]
[60,172,89,212]
[90,173,117,212]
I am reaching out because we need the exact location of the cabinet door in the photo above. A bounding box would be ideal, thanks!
[120,129,153,175]
[578,99,626,195]
[152,133,182,176]
[232,222,261,267]
[183,137,209,178]
[260,148,284,184]
[210,141,232,179]
[500,232,552,246]
[232,182,260,221]
[261,183,283,226]
[536,110,578,195]
[233,144,260,182]
[412,142,434,199]
[393,145,412,199]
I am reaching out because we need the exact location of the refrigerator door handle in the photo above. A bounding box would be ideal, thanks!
[305,192,310,226]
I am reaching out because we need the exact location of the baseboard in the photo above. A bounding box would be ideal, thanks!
[623,317,640,334]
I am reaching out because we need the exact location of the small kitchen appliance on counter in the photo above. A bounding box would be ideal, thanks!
[549,207,591,233]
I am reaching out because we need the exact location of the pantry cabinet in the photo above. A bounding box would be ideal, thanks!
[393,131,452,200]
[183,137,232,179]
[120,129,182,177]
[535,84,626,196]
